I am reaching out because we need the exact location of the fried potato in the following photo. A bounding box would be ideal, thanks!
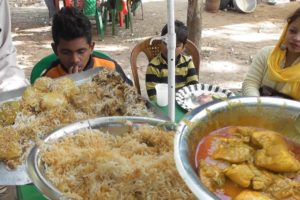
[33,77,54,92]
[40,92,68,111]
[22,86,42,110]
[0,101,20,126]
[52,78,79,99]
[0,127,21,160]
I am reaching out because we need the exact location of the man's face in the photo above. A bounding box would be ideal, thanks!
[52,37,94,73]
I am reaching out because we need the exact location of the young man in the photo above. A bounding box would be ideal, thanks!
[145,20,199,100]
[42,7,132,85]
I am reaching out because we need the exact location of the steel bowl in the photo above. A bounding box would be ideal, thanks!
[174,97,300,200]
[233,0,257,13]
[26,116,170,200]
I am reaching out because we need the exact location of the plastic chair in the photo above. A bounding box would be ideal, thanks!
[103,0,133,36]
[130,37,200,95]
[63,0,105,40]
[30,51,112,84]
[129,0,143,20]
[82,0,106,40]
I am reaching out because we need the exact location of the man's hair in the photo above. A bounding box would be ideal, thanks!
[161,20,188,44]
[52,7,92,45]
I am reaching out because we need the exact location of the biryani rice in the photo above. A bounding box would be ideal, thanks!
[40,125,195,200]
[0,69,153,168]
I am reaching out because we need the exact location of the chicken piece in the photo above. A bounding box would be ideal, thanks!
[112,85,125,100]
[0,127,21,160]
[33,77,54,92]
[267,176,300,199]
[248,165,274,190]
[40,92,68,111]
[224,164,255,188]
[70,82,101,113]
[195,94,213,105]
[0,101,20,126]
[252,131,300,172]
[198,160,225,192]
[234,190,272,200]
[21,86,42,110]
[228,126,258,143]
[255,148,300,173]
[251,130,287,148]
[52,78,79,99]
[211,138,253,163]
[92,68,124,87]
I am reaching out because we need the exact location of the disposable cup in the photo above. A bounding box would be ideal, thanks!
[155,83,168,107]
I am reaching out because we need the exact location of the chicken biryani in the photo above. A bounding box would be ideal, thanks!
[39,124,195,199]
[0,69,152,169]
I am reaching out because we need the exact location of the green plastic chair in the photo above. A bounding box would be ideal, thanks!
[103,0,133,36]
[82,0,106,40]
[30,51,112,84]
[130,0,143,20]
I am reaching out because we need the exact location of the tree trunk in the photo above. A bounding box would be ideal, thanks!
[187,0,203,49]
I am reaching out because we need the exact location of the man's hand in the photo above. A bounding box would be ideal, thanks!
[68,65,82,74]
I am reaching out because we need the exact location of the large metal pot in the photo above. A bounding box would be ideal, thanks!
[26,116,169,200]
[174,97,300,200]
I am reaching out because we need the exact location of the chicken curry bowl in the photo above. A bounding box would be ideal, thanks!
[196,126,300,200]
[174,97,300,200]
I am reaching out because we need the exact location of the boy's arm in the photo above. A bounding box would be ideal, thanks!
[145,63,161,101]
[186,58,199,85]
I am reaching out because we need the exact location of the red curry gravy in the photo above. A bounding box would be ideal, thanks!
[195,126,300,200]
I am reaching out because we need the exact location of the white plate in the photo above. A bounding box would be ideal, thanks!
[176,83,235,111]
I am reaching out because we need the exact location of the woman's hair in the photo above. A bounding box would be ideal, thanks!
[52,7,92,45]
[161,20,188,44]
[287,7,300,25]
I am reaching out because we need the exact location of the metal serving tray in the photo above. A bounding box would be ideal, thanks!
[26,116,171,200]
[0,68,169,185]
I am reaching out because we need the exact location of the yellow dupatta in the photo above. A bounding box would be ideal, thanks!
[267,25,300,99]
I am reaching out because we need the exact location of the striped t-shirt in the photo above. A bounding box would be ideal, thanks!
[146,53,199,100]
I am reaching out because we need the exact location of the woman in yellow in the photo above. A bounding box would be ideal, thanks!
[242,7,300,100]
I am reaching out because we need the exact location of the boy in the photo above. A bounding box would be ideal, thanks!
[42,7,132,85]
[145,20,199,100]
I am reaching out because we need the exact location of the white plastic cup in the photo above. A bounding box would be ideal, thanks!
[155,83,168,107]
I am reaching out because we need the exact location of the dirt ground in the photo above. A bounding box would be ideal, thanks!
[10,0,300,97]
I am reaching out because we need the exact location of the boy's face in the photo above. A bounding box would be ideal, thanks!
[52,37,95,73]
[161,41,185,58]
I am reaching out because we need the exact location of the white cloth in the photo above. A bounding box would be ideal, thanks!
[0,0,28,92]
